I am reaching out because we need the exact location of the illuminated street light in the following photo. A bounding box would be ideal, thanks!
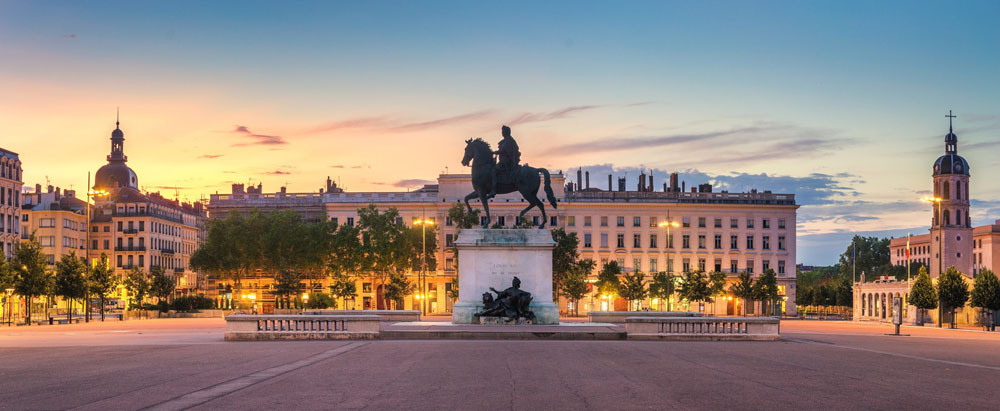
[414,216,435,316]
[922,196,945,327]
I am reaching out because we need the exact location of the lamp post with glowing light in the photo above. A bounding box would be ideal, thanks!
[4,288,13,326]
[923,196,945,327]
[85,171,108,323]
[658,218,680,272]
[414,216,435,315]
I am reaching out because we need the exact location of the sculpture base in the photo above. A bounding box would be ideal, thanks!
[478,316,533,325]
[452,301,558,325]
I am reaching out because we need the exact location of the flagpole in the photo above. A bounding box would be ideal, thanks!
[852,240,856,284]
[906,233,911,285]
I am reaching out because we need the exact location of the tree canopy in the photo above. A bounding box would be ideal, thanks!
[619,271,647,311]
[649,272,676,311]
[595,261,622,299]
[971,269,1000,312]
[909,266,938,310]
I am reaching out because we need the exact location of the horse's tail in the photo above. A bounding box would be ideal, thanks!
[539,168,558,209]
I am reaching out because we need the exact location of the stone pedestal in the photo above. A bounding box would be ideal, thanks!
[451,229,559,325]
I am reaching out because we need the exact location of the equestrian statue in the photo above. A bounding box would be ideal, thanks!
[461,125,558,228]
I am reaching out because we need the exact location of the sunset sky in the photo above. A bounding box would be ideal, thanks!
[2,1,999,264]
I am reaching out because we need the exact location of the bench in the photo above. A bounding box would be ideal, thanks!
[626,316,780,341]
[225,314,381,340]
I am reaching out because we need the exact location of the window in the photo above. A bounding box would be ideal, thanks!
[730,219,738,229]
[498,216,506,226]
[714,218,722,228]
[730,261,738,273]
[362,283,372,293]
[666,233,673,248]
[347,217,354,226]
[649,234,658,248]
[550,216,557,227]
[568,216,575,227]
[667,258,674,273]
[445,216,452,226]
[117,255,123,267]
[617,233,625,248]
[445,234,454,247]
[584,233,592,248]
[650,258,658,272]
[117,221,123,231]
[778,236,786,250]
[699,258,706,271]
[46,254,55,265]
[714,259,722,272]
[532,216,540,226]
[730,235,738,249]
[762,260,770,272]
[617,258,625,268]
[682,217,691,228]
[617,216,625,227]
[682,235,690,249]
[633,216,641,227]
[649,217,658,227]
[746,235,755,250]
[481,216,490,226]
[633,258,641,272]
[601,258,609,266]
[139,255,144,267]
[139,221,145,231]
[778,219,786,229]
[104,226,109,232]
[584,216,592,227]
[762,219,770,229]
[746,218,754,229]
[39,236,55,246]
[445,258,454,271]
[600,216,608,227]
[40,218,55,228]
[682,258,691,272]
[778,260,786,275]
[714,235,722,249]
[633,234,641,248]
[746,260,754,274]
[600,233,608,248]
[698,217,706,228]
[698,235,706,249]
[103,240,109,250]
[762,235,770,250]
[92,226,98,232]
[92,240,98,250]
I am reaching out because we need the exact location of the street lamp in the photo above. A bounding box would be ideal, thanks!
[302,292,310,309]
[658,218,680,273]
[85,172,108,324]
[414,216,435,315]
[4,288,13,326]
[922,196,944,328]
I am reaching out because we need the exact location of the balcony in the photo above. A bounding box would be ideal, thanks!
[114,246,147,252]
[160,248,175,255]
[123,228,139,234]
[174,267,185,274]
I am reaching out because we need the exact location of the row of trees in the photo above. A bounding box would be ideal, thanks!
[908,266,1000,329]
[0,236,141,324]
[190,205,437,310]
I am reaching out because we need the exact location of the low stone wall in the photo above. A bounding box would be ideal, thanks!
[588,311,702,323]
[302,310,421,323]
[626,316,780,341]
[225,314,381,341]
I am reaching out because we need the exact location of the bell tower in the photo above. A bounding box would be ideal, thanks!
[930,110,973,278]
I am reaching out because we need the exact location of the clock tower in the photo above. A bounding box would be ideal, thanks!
[930,111,973,278]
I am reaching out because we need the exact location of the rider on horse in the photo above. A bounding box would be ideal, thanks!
[488,125,521,198]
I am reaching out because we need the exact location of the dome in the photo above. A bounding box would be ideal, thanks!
[933,153,970,176]
[112,127,123,139]
[94,162,138,190]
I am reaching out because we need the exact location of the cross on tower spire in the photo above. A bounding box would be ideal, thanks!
[946,110,956,133]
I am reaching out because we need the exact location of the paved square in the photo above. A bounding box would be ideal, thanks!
[2,319,1000,410]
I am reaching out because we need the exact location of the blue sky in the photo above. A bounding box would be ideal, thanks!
[1,0,999,265]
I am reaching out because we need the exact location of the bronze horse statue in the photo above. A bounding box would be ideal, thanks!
[461,138,557,228]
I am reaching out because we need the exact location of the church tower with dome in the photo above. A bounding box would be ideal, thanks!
[930,111,973,278]
[94,116,139,191]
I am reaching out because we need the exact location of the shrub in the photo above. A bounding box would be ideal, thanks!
[170,295,216,312]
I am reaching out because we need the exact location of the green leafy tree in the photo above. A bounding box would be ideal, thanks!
[273,270,304,309]
[149,266,175,311]
[190,211,263,308]
[795,286,813,308]
[447,202,480,230]
[648,272,676,311]
[729,271,755,315]
[89,253,118,321]
[383,273,416,310]
[328,273,357,309]
[595,261,622,303]
[937,266,970,329]
[970,269,1000,331]
[122,267,150,309]
[679,270,713,309]
[54,252,88,322]
[305,292,336,309]
[838,236,893,282]
[909,266,937,325]
[835,278,853,308]
[560,260,593,316]
[753,269,779,316]
[12,236,52,325]
[357,204,415,308]
[811,285,832,307]
[447,278,460,300]
[619,271,647,311]
[708,271,728,313]
[551,228,580,302]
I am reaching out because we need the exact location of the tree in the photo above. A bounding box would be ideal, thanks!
[190,211,263,308]
[89,253,118,321]
[648,272,676,311]
[122,267,150,309]
[729,271,755,316]
[679,270,713,310]
[149,266,175,311]
[708,271,727,313]
[909,266,937,325]
[54,252,88,322]
[328,273,357,310]
[837,236,893,282]
[795,286,813,308]
[937,266,970,329]
[753,269,779,316]
[560,260,592,316]
[835,278,853,308]
[12,236,52,325]
[305,292,335,309]
[970,269,1000,331]
[619,271,647,311]
[273,270,304,309]
[551,228,580,302]
[383,273,415,310]
[357,204,413,308]
[595,261,622,305]
[447,202,480,230]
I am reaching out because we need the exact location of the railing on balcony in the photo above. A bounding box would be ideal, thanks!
[122,228,139,234]
[160,248,175,255]
[114,246,147,252]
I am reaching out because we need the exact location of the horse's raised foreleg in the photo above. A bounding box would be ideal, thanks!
[464,191,479,214]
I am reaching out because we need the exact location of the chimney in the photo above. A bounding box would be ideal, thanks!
[648,174,654,192]
[65,189,75,198]
[577,169,583,189]
[682,181,686,192]
[585,171,590,189]
[669,173,679,193]
[618,177,626,192]
[35,183,41,193]
[608,174,613,191]
[55,187,61,200]
[663,182,668,192]
[638,172,646,192]
[47,185,54,193]
[280,186,287,195]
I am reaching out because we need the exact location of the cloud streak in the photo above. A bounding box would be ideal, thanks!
[198,154,223,159]
[232,125,286,146]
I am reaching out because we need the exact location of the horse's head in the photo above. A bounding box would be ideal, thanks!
[462,139,474,167]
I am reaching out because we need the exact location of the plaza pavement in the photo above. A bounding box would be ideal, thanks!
[2,318,1000,410]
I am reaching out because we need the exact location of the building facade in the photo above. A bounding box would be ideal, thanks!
[88,120,207,303]
[1,147,23,260]
[20,184,88,266]
[209,170,799,316]
[854,116,1000,325]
